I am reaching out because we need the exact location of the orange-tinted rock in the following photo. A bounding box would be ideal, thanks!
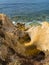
[0,14,14,27]
[24,22,49,54]
[0,14,49,65]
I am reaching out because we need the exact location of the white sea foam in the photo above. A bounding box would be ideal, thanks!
[12,21,16,25]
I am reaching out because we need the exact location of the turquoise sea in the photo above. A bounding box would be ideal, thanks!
[0,2,49,22]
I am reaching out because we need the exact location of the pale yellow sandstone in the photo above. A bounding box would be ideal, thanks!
[24,22,49,52]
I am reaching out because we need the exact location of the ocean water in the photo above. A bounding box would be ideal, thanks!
[0,3,49,22]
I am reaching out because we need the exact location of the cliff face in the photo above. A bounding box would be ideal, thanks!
[0,14,16,61]
[0,14,29,58]
[0,14,49,65]
[0,14,49,56]
[0,14,41,58]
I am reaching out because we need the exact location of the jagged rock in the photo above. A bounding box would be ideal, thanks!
[0,14,49,65]
[0,14,14,27]
[16,23,25,30]
[0,44,8,61]
[0,14,45,57]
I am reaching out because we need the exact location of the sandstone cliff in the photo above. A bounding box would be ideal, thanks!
[0,14,49,65]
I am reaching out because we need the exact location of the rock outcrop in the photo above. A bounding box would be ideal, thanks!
[0,14,47,57]
[25,22,49,52]
[0,14,49,65]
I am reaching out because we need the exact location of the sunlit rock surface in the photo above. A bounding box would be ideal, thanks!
[25,22,49,52]
[0,14,49,65]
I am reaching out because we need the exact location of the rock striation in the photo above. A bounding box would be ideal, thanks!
[0,14,49,65]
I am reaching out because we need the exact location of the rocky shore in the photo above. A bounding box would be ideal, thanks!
[0,14,49,65]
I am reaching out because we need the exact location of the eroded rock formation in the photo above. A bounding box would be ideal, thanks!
[25,22,49,52]
[0,14,49,65]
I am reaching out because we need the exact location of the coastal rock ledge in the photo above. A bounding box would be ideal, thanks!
[0,14,49,65]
